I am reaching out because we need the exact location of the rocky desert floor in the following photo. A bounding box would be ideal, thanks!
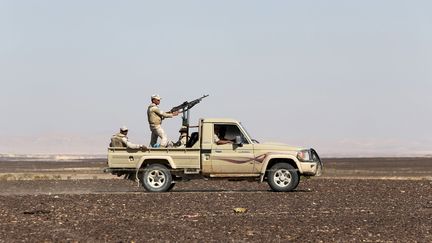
[0,157,431,242]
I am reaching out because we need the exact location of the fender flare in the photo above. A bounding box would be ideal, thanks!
[259,154,302,182]
[135,155,176,176]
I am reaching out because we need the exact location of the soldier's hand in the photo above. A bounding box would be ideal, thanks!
[173,111,179,116]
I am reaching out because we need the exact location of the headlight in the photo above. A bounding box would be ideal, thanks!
[297,150,311,161]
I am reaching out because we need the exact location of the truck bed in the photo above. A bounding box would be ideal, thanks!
[107,147,201,169]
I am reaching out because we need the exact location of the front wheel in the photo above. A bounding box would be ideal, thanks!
[140,164,173,192]
[267,163,299,192]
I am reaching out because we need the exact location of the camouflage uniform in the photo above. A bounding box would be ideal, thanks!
[147,103,173,147]
[110,133,142,149]
[178,133,188,146]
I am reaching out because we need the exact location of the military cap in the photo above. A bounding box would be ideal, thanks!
[151,94,161,100]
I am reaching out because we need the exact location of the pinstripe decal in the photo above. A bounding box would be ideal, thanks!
[212,152,293,164]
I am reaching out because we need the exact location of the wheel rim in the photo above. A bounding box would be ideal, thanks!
[273,169,292,187]
[147,169,166,188]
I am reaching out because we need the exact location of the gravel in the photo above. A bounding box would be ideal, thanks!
[0,179,431,242]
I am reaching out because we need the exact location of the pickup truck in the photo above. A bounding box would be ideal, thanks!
[105,118,323,192]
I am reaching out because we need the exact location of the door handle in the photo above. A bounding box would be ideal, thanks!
[215,150,222,153]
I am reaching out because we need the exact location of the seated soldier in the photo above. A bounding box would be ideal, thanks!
[173,126,190,147]
[110,126,146,149]
[214,125,233,145]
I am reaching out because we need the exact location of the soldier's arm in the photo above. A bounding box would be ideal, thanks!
[152,107,174,118]
[121,137,142,149]
[214,134,233,145]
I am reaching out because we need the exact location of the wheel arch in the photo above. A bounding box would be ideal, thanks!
[135,156,175,176]
[260,155,301,182]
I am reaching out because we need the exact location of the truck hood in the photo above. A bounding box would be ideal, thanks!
[253,142,306,152]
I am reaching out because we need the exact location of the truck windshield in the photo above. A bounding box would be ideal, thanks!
[239,122,259,144]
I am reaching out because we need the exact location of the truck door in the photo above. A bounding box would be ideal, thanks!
[210,124,255,174]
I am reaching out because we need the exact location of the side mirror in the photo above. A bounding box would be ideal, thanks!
[235,136,243,147]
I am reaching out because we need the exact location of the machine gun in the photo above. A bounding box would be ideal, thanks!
[170,94,209,113]
[170,95,209,145]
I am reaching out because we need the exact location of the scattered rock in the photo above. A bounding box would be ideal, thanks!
[233,207,247,213]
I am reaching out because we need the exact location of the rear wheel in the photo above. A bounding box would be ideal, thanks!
[141,164,173,192]
[267,163,299,192]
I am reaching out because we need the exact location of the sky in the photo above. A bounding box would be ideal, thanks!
[1,1,431,156]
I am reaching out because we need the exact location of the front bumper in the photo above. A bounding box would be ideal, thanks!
[299,149,323,176]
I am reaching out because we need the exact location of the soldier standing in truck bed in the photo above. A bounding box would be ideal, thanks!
[147,94,179,147]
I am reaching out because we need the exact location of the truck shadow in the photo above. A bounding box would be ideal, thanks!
[169,189,313,193]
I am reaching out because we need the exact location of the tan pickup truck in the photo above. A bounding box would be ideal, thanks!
[105,118,323,192]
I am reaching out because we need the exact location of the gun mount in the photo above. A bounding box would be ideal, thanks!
[170,95,209,143]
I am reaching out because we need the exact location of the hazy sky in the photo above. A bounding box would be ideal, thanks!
[1,1,431,156]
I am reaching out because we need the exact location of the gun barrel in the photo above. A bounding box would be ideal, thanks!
[170,95,209,113]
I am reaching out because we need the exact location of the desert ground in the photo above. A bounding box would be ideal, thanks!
[0,157,431,242]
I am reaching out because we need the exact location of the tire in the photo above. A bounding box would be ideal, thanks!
[267,163,299,192]
[141,164,173,192]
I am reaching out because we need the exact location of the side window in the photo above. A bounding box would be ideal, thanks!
[214,124,249,144]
